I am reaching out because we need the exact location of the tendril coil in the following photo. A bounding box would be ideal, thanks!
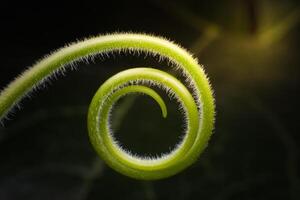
[0,33,215,180]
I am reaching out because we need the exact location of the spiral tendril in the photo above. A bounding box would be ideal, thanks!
[0,33,215,180]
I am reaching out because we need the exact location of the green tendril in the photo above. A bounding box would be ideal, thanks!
[0,33,215,180]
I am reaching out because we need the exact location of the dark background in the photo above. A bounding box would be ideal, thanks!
[0,0,300,199]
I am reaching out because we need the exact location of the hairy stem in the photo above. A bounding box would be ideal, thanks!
[0,33,215,180]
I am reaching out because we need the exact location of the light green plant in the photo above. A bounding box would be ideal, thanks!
[0,33,215,180]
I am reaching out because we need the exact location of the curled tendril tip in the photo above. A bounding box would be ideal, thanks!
[0,33,215,180]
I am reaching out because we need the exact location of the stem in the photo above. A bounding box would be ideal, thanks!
[0,33,215,180]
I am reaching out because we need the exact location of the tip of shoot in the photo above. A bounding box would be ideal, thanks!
[162,108,167,118]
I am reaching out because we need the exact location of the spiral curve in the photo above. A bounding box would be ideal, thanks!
[0,33,215,180]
